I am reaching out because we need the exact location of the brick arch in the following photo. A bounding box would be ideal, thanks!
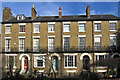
[49,53,61,60]
[80,53,92,60]
[19,54,30,60]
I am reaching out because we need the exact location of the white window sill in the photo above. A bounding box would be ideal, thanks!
[33,32,40,33]
[5,66,8,68]
[5,32,11,34]
[48,31,55,33]
[19,32,25,34]
[79,31,85,32]
[64,67,77,68]
[34,66,45,68]
[13,66,17,68]
[94,30,101,32]
[110,30,116,32]
[19,50,24,52]
[63,31,70,32]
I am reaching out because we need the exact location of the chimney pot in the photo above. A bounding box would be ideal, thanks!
[59,6,61,10]
[5,7,6,9]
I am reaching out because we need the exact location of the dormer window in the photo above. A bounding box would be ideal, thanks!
[17,15,25,20]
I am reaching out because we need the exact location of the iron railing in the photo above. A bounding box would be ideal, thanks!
[2,45,118,53]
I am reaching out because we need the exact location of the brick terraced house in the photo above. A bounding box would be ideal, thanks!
[1,4,120,78]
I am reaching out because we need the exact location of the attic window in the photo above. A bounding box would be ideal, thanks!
[17,15,25,20]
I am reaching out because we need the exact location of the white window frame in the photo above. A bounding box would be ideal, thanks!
[63,22,70,32]
[5,38,11,52]
[79,23,85,32]
[48,36,55,52]
[94,35,102,50]
[64,55,77,68]
[5,24,12,34]
[110,35,117,49]
[109,21,117,32]
[18,37,25,52]
[33,24,40,33]
[63,36,70,51]
[78,35,86,50]
[18,23,26,34]
[94,23,101,32]
[33,37,40,52]
[34,55,45,68]
[48,22,55,33]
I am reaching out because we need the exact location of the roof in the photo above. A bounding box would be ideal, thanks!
[1,14,120,24]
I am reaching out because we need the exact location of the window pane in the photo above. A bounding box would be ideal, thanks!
[79,37,85,50]
[19,38,25,51]
[33,38,39,52]
[94,37,101,50]
[34,24,40,33]
[19,25,25,32]
[110,23,116,30]
[79,24,85,32]
[5,26,11,33]
[48,37,54,51]
[63,24,70,32]
[64,37,70,51]
[94,23,101,31]
[48,24,55,32]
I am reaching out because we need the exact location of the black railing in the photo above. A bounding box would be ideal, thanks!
[2,46,118,53]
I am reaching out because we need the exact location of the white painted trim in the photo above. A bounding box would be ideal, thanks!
[78,35,86,37]
[64,53,78,55]
[80,53,92,60]
[94,53,108,55]
[4,37,11,39]
[109,21,117,23]
[38,70,44,72]
[63,22,71,24]
[63,35,71,37]
[33,36,40,38]
[18,36,25,38]
[110,34,116,37]
[66,70,76,72]
[33,22,41,25]
[110,30,117,32]
[47,35,55,38]
[94,35,102,37]
[111,53,120,58]
[33,54,47,56]
[18,23,26,25]
[97,70,107,72]
[5,24,12,26]
[94,21,102,23]
[19,32,25,34]
[49,53,61,60]
[5,54,17,56]
[78,21,86,23]
[48,22,55,24]
[19,54,30,60]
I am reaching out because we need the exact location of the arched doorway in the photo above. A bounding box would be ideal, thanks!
[19,54,30,74]
[52,56,58,71]
[83,55,90,70]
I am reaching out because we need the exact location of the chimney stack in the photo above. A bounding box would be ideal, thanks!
[59,6,62,18]
[31,4,37,19]
[3,7,12,21]
[86,5,90,18]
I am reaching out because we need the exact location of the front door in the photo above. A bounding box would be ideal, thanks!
[83,56,90,70]
[24,59,28,70]
[52,57,58,71]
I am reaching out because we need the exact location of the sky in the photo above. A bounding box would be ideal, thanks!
[0,2,119,33]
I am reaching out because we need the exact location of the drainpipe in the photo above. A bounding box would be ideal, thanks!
[60,20,63,77]
[92,21,94,72]
[30,23,32,75]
